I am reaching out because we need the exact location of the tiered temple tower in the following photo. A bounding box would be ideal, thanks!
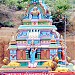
[8,0,65,66]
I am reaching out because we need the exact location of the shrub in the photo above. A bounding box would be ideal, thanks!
[3,21,15,27]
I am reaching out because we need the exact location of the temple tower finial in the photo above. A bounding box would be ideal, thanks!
[30,0,44,3]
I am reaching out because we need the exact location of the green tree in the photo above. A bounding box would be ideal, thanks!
[0,0,28,10]
[54,0,70,13]
[45,0,70,14]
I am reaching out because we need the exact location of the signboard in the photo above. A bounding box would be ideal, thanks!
[2,72,74,75]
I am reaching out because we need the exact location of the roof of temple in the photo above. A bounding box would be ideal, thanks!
[18,25,57,30]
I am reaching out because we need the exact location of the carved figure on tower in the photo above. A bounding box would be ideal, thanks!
[31,7,40,19]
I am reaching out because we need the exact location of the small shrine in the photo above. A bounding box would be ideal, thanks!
[8,0,65,67]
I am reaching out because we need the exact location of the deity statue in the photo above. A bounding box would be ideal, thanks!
[28,48,37,68]
[31,7,40,19]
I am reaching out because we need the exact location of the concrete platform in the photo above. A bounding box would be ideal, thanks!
[0,67,51,72]
[0,67,75,75]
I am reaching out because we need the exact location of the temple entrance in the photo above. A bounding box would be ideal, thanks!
[28,48,37,58]
[26,48,41,60]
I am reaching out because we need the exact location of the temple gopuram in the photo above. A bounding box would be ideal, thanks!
[1,0,75,75]
[8,0,65,66]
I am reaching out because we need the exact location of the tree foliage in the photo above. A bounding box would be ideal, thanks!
[0,0,71,11]
[0,0,28,10]
[54,0,70,13]
[45,0,70,14]
[44,0,71,32]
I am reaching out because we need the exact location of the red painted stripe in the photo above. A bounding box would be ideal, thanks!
[4,72,75,75]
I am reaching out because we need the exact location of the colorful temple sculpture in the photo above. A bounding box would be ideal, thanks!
[8,0,65,67]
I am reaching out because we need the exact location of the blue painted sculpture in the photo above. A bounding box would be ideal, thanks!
[30,48,36,64]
